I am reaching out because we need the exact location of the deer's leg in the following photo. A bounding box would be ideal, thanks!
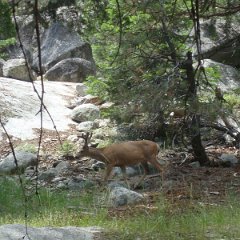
[149,156,163,172]
[103,164,113,183]
[148,157,163,180]
[120,166,130,189]
[133,163,149,189]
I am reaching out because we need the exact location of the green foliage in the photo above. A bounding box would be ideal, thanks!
[16,143,37,154]
[57,140,76,157]
[82,0,195,137]
[85,75,109,101]
[224,93,240,108]
[0,1,15,39]
[0,1,16,58]
[78,0,239,142]
[204,66,222,85]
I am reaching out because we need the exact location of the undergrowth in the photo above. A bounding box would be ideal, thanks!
[1,177,240,239]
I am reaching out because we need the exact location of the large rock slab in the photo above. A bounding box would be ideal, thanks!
[0,77,77,140]
[44,58,96,82]
[0,224,103,240]
[195,17,240,66]
[32,23,95,72]
[202,59,240,91]
[0,151,37,175]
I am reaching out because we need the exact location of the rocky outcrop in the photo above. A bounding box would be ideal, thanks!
[0,77,76,140]
[6,21,96,82]
[202,59,240,91]
[195,17,240,66]
[32,23,95,73]
[44,58,95,82]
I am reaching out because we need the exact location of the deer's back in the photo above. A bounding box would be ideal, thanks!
[100,140,159,166]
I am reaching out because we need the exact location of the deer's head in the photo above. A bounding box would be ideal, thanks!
[77,132,92,156]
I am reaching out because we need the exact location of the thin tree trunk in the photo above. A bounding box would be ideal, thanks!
[181,51,209,165]
[191,115,209,165]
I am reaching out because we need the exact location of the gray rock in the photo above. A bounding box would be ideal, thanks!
[0,78,76,140]
[112,166,139,178]
[76,94,102,105]
[51,176,67,183]
[67,177,95,190]
[219,153,239,166]
[76,83,88,96]
[108,187,144,207]
[76,121,95,132]
[3,58,35,81]
[71,103,100,122]
[0,224,102,240]
[0,58,5,77]
[108,181,128,190]
[202,59,240,91]
[32,23,95,72]
[44,58,96,82]
[195,18,240,66]
[0,151,37,175]
[91,161,106,171]
[54,161,70,174]
[38,168,58,181]
[56,181,68,189]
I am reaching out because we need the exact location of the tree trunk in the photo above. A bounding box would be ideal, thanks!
[181,52,209,166]
[191,115,209,165]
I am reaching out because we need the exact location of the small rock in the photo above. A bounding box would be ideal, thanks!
[71,103,100,122]
[67,177,95,190]
[51,177,67,183]
[112,166,139,178]
[108,181,128,190]
[108,187,144,207]
[91,161,105,171]
[0,151,37,175]
[76,121,95,132]
[99,102,114,110]
[67,134,79,142]
[76,83,88,96]
[56,182,68,189]
[76,94,103,105]
[38,168,58,181]
[54,161,70,173]
[219,153,239,166]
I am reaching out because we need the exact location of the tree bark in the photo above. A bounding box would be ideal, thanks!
[181,51,209,165]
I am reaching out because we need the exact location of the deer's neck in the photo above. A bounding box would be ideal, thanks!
[87,147,109,163]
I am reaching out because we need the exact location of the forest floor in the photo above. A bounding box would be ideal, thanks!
[1,127,240,211]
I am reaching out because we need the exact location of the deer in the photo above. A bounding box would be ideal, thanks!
[77,132,163,188]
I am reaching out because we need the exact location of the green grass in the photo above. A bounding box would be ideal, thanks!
[1,177,240,239]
